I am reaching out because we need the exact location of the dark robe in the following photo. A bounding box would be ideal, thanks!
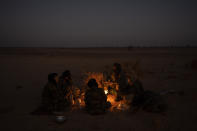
[85,86,108,115]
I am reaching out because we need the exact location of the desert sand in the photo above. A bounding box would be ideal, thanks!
[0,47,197,131]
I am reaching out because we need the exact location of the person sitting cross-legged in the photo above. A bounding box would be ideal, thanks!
[85,79,111,115]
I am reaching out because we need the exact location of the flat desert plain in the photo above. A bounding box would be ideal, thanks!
[0,47,197,131]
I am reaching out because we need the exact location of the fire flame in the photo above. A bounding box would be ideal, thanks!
[104,89,108,95]
[81,72,130,111]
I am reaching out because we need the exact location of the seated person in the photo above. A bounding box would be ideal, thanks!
[31,73,66,115]
[59,70,73,106]
[111,63,128,92]
[85,79,110,115]
[105,63,128,101]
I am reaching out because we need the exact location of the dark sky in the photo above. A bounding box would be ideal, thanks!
[0,0,197,47]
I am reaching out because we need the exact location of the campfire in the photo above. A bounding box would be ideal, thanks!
[77,72,130,111]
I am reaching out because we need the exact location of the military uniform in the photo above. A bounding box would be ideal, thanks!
[85,86,108,115]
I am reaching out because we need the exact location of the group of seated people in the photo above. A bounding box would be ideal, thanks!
[32,63,166,115]
[41,70,73,113]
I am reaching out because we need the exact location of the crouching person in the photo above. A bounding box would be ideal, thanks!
[85,79,111,115]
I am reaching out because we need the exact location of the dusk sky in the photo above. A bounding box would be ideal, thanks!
[0,0,196,47]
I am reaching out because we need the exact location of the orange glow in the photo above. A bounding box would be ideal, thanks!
[81,72,129,111]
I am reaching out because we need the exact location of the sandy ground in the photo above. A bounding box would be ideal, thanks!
[0,47,197,131]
